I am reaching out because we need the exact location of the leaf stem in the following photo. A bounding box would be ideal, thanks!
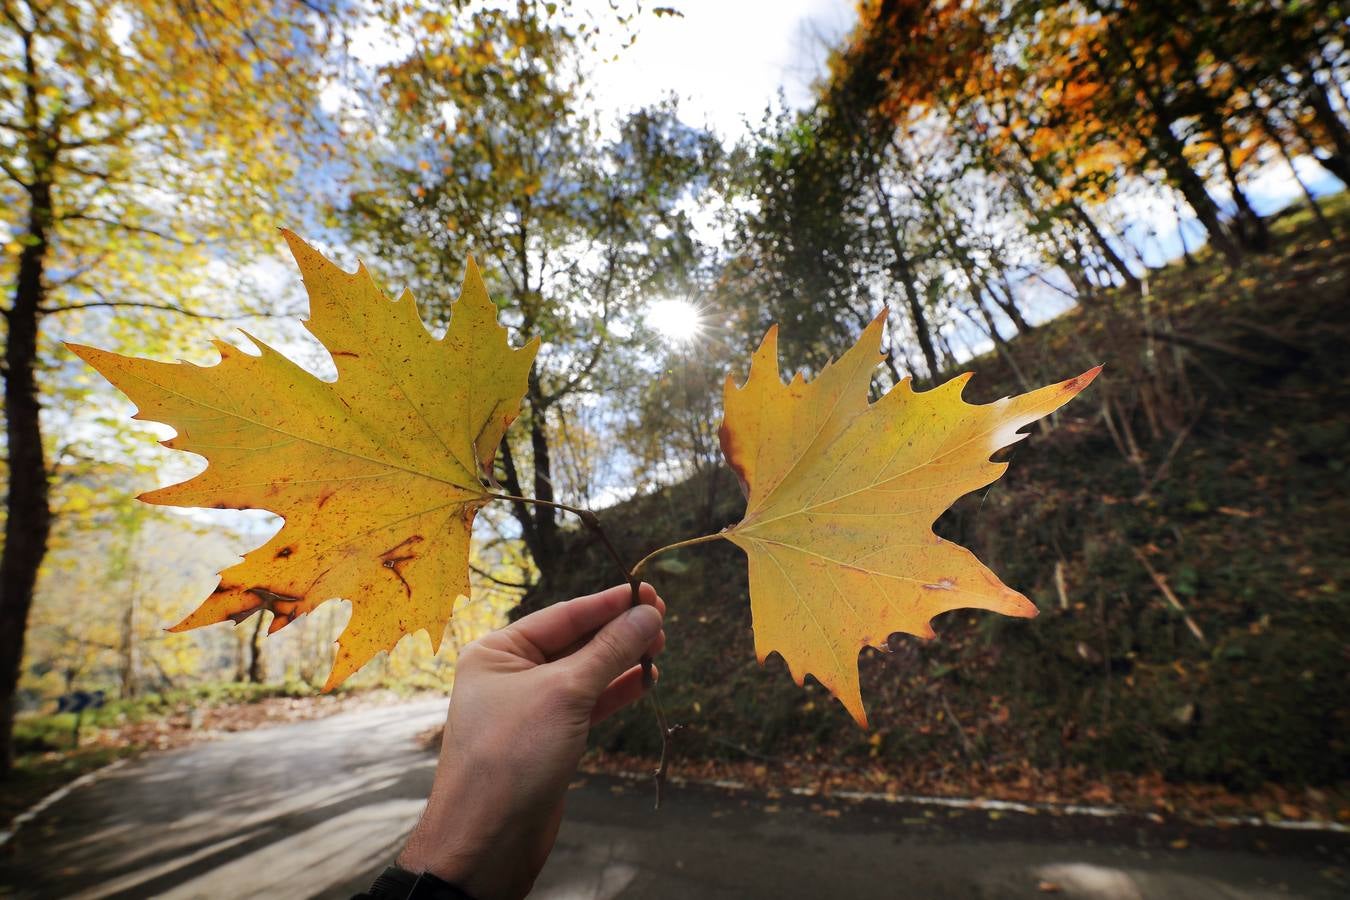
[629,532,728,580]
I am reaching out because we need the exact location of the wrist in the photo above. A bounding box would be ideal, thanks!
[398,812,493,896]
[362,865,479,900]
[399,762,516,900]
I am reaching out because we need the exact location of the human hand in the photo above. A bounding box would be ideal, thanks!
[398,583,666,900]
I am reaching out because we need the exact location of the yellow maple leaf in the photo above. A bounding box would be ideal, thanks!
[719,312,1099,727]
[68,231,539,689]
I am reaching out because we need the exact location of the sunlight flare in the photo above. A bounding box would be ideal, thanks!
[645,299,705,344]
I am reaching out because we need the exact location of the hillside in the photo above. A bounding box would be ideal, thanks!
[534,198,1349,812]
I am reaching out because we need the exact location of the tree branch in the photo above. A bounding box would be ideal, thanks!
[42,299,234,320]
[468,563,529,590]
[0,155,29,188]
[58,214,204,245]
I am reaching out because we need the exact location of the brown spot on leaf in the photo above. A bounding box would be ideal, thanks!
[247,586,301,610]
[332,350,360,358]
[380,535,424,598]
[275,546,294,559]
[1061,364,1103,393]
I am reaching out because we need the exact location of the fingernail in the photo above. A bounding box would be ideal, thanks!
[626,605,662,640]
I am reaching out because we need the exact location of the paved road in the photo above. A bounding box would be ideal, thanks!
[1,700,1345,899]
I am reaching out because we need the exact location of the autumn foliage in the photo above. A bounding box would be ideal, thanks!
[71,234,539,689]
[71,234,1096,726]
[5,0,1347,805]
[721,314,1097,724]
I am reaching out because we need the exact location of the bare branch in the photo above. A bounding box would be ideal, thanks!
[468,563,529,590]
[0,154,29,188]
[39,298,276,321]
[41,299,226,319]
[58,214,205,245]
[539,246,618,407]
[48,250,112,288]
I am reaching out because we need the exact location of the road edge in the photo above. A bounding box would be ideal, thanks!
[0,757,129,849]
[591,766,1350,835]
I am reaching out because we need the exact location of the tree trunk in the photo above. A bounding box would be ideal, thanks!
[1143,109,1243,264]
[1174,200,1197,268]
[118,528,142,700]
[1001,126,1143,294]
[502,394,565,618]
[235,631,248,682]
[990,278,1031,334]
[970,296,1034,394]
[248,612,267,684]
[499,439,541,559]
[120,592,138,700]
[1162,30,1269,254]
[1092,5,1244,264]
[909,169,1033,335]
[1071,203,1143,293]
[998,163,1095,299]
[1201,107,1269,252]
[1143,85,1234,265]
[527,402,562,575]
[867,164,940,379]
[0,179,54,778]
[1261,108,1335,240]
[1303,69,1350,184]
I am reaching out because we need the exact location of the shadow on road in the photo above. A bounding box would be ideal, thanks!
[2,698,1346,899]
[1,699,445,899]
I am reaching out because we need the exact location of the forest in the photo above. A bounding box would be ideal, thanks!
[2,0,1347,840]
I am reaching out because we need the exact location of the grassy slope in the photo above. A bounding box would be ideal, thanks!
[541,197,1349,798]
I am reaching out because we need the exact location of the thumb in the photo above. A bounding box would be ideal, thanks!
[563,604,662,697]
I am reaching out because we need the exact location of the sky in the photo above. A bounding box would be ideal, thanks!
[337,0,856,141]
[218,0,1338,414]
[588,0,855,139]
[98,1,859,529]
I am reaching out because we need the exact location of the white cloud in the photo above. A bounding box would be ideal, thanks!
[327,1,854,138]
[592,0,854,138]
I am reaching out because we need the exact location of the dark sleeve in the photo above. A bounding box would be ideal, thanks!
[353,865,477,900]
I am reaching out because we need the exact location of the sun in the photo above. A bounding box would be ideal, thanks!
[645,299,704,344]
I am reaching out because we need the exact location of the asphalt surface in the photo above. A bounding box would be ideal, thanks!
[1,699,1345,899]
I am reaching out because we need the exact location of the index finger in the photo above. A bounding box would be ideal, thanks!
[505,583,664,660]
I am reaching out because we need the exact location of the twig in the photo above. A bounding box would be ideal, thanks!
[1131,548,1207,646]
[937,691,977,762]
[1134,407,1203,501]
[41,299,235,320]
[467,563,529,590]
[1228,317,1305,355]
[1053,560,1069,611]
[1140,328,1282,369]
[570,506,681,806]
